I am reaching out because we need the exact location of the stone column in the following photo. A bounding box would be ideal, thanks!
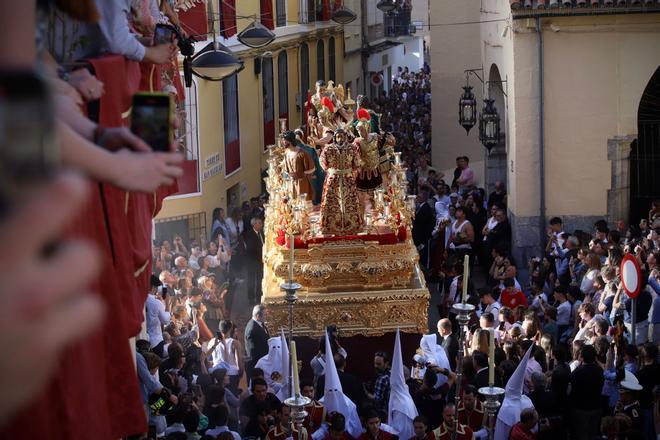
[607,135,636,227]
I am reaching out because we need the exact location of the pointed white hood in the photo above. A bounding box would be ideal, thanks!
[388,329,418,440]
[255,337,284,384]
[276,330,291,401]
[495,343,535,440]
[319,331,362,438]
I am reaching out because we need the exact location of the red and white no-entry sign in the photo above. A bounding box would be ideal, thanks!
[620,253,642,299]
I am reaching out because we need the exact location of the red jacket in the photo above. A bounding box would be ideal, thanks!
[500,288,528,309]
[509,423,537,440]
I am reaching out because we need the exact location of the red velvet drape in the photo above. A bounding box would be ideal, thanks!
[221,0,237,37]
[322,0,331,20]
[261,0,274,30]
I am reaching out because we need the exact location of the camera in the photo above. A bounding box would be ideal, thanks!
[154,23,195,57]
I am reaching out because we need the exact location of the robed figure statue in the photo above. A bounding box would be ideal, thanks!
[319,128,363,235]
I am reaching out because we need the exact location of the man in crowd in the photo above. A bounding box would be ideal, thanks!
[240,377,281,428]
[432,404,473,440]
[145,275,171,354]
[457,385,487,439]
[357,409,398,440]
[267,403,309,440]
[245,304,270,378]
[436,319,459,371]
[569,345,604,440]
[245,216,265,305]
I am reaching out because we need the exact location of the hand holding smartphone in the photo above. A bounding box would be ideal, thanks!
[130,92,173,153]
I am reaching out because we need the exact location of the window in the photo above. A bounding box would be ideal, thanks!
[220,0,237,38]
[300,43,309,125]
[316,0,330,21]
[307,0,316,23]
[172,75,200,196]
[316,40,325,82]
[276,0,286,27]
[262,57,275,148]
[155,212,207,246]
[223,74,241,175]
[328,37,336,81]
[278,51,289,123]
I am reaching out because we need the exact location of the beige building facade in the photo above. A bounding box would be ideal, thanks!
[431,0,660,263]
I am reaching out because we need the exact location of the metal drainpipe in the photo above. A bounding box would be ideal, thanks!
[537,16,546,251]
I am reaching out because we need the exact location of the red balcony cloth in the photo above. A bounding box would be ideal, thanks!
[86,55,141,127]
[323,0,331,20]
[178,1,208,39]
[139,62,162,93]
[335,0,343,9]
[221,0,237,37]
[261,0,275,30]
[0,184,147,439]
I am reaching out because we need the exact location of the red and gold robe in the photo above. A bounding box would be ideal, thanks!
[432,423,474,440]
[319,142,362,235]
[304,400,326,433]
[457,400,487,433]
[267,424,308,440]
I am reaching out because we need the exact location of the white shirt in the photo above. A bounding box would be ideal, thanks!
[188,253,201,271]
[205,426,241,440]
[484,216,498,241]
[225,217,244,248]
[482,301,501,322]
[435,197,450,219]
[145,293,170,348]
[580,269,600,296]
[557,301,571,326]
[212,337,240,375]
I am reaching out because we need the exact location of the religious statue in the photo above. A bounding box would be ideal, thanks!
[319,128,363,235]
[281,131,315,202]
[354,108,383,194]
[318,96,338,131]
[310,80,327,113]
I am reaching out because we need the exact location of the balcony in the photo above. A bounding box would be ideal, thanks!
[384,7,415,37]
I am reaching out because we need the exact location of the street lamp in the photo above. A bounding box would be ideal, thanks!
[458,85,477,134]
[332,5,358,24]
[237,20,276,48]
[479,99,500,151]
[377,0,398,13]
[190,41,244,81]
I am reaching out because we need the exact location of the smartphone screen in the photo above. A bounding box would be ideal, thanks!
[130,93,172,152]
[154,24,175,45]
[0,71,57,217]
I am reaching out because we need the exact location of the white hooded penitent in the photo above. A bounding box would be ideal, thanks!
[319,330,362,438]
[256,336,284,392]
[419,333,451,386]
[388,329,419,440]
[494,343,535,440]
[276,329,291,401]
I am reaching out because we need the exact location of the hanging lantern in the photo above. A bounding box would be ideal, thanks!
[478,98,500,151]
[458,85,477,134]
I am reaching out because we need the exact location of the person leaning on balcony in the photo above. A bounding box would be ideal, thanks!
[68,0,177,65]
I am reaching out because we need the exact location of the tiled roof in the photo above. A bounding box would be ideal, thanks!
[510,0,660,10]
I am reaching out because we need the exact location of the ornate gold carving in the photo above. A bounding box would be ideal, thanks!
[263,288,429,338]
